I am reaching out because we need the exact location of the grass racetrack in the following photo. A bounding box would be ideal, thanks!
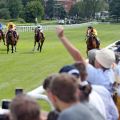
[0,23,120,110]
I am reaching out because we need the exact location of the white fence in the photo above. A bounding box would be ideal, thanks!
[15,22,99,32]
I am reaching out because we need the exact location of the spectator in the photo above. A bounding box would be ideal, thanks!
[10,94,43,120]
[59,63,106,119]
[56,25,119,120]
[114,50,120,82]
[43,73,59,120]
[56,25,115,93]
[47,73,105,120]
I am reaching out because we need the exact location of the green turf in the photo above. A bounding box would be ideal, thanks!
[0,23,120,110]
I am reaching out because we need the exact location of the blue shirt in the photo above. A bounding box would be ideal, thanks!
[86,64,115,93]
[0,23,3,30]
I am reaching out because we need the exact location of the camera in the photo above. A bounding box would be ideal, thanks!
[1,100,11,110]
[15,88,23,95]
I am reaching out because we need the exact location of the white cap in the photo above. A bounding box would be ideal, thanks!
[95,48,115,68]
[37,25,42,29]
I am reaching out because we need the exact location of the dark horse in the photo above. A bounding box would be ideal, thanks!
[6,30,18,53]
[0,30,5,45]
[86,35,100,55]
[33,28,45,52]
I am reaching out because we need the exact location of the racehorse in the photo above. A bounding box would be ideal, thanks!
[33,28,45,52]
[6,30,18,54]
[86,35,100,55]
[0,30,5,45]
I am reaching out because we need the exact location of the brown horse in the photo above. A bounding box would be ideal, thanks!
[33,28,45,52]
[0,30,5,45]
[6,30,18,53]
[86,35,100,55]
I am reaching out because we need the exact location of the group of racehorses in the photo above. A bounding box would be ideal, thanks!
[0,28,45,54]
[0,28,99,54]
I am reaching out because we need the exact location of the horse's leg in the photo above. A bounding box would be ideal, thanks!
[40,40,44,52]
[7,44,9,54]
[37,42,40,51]
[3,36,5,45]
[14,41,17,52]
[11,45,14,53]
[14,45,16,52]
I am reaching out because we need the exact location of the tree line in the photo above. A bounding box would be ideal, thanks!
[0,0,119,23]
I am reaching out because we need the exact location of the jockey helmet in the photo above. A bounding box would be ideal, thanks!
[88,26,93,29]
[37,25,42,30]
[7,22,15,30]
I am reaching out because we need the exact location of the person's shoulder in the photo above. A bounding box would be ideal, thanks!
[58,103,97,120]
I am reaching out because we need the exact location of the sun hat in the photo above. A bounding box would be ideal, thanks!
[59,65,80,78]
[95,48,115,68]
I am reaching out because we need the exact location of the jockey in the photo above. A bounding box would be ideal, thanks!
[37,25,43,33]
[6,22,17,39]
[0,23,3,30]
[86,26,98,37]
[0,23,5,45]
[36,25,45,38]
[0,23,4,35]
[86,26,100,45]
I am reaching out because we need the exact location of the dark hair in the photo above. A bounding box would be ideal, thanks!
[73,62,87,81]
[115,52,120,64]
[10,94,40,120]
[47,110,59,120]
[43,74,58,90]
[49,73,79,103]
[88,26,93,29]
[79,84,92,102]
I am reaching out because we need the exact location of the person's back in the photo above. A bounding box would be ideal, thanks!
[89,89,106,119]
[92,85,119,120]
[58,102,104,120]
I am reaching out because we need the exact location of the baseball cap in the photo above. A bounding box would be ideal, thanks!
[59,65,80,78]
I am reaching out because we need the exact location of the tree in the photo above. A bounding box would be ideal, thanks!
[69,2,84,18]
[0,8,10,19]
[58,6,66,19]
[0,0,10,19]
[45,0,55,19]
[69,0,109,19]
[109,0,120,22]
[24,1,44,22]
[7,0,23,18]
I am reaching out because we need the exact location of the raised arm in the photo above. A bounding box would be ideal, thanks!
[56,25,86,64]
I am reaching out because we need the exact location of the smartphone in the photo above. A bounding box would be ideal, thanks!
[1,100,11,109]
[15,88,23,95]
